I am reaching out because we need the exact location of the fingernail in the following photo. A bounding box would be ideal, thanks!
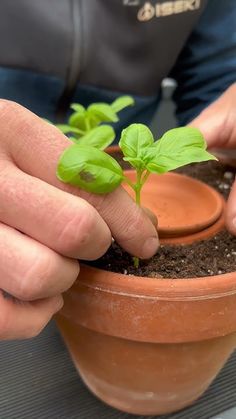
[142,236,159,259]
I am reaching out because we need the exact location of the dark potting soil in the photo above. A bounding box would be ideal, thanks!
[89,155,236,279]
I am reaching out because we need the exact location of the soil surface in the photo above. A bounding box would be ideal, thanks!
[89,155,236,279]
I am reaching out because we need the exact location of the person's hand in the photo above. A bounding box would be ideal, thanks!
[190,83,236,236]
[0,100,159,340]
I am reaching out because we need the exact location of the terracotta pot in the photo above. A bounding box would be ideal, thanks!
[56,269,236,415]
[56,172,236,416]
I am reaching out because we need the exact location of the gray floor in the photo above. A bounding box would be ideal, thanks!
[0,321,236,419]
[211,407,236,419]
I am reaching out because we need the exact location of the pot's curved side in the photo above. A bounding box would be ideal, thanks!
[60,266,236,343]
[56,266,236,415]
[56,315,236,415]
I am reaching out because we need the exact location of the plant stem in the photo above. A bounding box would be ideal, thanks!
[124,170,145,269]
[135,169,142,206]
[133,256,139,269]
[132,169,143,269]
[85,117,91,132]
[141,170,150,186]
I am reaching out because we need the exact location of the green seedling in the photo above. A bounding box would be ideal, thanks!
[56,95,134,150]
[57,123,217,267]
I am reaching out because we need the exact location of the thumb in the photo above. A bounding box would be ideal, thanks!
[190,84,236,149]
[142,207,158,229]
[190,108,225,149]
[226,178,236,236]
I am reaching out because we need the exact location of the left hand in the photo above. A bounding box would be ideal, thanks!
[190,83,236,236]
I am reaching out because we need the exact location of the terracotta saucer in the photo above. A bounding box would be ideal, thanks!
[123,171,224,243]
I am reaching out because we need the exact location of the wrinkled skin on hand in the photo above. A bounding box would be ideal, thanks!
[190,83,236,236]
[0,100,159,340]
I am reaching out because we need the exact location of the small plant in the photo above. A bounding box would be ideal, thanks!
[57,123,217,266]
[56,96,134,149]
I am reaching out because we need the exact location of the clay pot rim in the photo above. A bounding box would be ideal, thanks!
[80,264,236,301]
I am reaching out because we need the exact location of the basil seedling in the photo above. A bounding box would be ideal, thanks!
[57,123,217,267]
[56,96,135,150]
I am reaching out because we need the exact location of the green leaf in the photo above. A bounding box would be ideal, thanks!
[69,104,86,129]
[68,112,86,130]
[119,123,154,162]
[123,156,145,170]
[145,127,217,174]
[56,124,83,135]
[88,103,118,123]
[111,96,135,113]
[89,115,100,128]
[70,103,85,113]
[57,145,123,194]
[77,125,115,149]
[68,137,78,143]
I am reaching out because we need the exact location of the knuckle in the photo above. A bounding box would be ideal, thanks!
[56,203,97,252]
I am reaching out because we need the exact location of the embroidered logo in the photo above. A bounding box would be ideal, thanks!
[137,0,201,21]
[123,0,140,5]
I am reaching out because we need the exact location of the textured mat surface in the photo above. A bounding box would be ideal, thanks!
[0,321,235,419]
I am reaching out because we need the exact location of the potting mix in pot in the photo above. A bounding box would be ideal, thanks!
[54,98,236,416]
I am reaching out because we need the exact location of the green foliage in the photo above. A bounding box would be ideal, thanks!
[57,122,216,267]
[56,124,84,136]
[111,96,135,113]
[70,104,85,113]
[57,145,123,194]
[69,125,115,150]
[57,122,216,199]
[54,95,134,149]
[119,124,154,170]
[87,103,118,123]
[145,127,216,173]
[119,125,217,174]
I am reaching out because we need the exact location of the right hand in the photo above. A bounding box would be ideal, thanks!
[0,100,159,340]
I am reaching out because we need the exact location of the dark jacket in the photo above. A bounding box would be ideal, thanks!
[0,0,235,130]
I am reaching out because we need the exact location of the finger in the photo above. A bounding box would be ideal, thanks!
[189,84,236,149]
[226,178,236,235]
[0,291,63,340]
[80,187,160,258]
[0,223,79,301]
[190,109,226,149]
[0,163,111,260]
[142,207,158,229]
[0,100,159,259]
[209,149,236,168]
